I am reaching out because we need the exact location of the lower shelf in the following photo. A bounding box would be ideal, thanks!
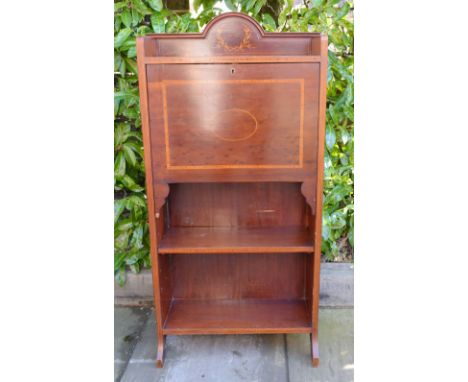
[163,299,312,335]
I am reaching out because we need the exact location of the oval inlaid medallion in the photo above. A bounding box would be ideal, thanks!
[209,108,258,142]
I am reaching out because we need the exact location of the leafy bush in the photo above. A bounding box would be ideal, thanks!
[114,0,354,285]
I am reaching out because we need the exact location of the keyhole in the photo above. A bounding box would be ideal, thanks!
[230,67,235,75]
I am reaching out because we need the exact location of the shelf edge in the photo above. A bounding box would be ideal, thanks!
[158,246,314,254]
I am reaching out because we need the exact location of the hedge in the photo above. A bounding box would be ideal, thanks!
[114,0,354,285]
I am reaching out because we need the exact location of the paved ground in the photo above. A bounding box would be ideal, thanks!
[115,307,353,382]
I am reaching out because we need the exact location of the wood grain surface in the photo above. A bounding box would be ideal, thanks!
[136,12,327,367]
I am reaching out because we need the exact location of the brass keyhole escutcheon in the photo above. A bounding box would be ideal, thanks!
[231,67,235,75]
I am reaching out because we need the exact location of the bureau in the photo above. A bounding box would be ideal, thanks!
[136,12,327,367]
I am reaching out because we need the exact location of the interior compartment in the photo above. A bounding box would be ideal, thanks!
[157,182,314,334]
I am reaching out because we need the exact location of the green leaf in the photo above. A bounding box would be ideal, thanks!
[114,152,126,178]
[124,248,147,266]
[143,255,151,268]
[123,141,143,157]
[245,0,257,11]
[130,225,144,248]
[326,127,336,150]
[322,223,330,241]
[225,0,237,11]
[120,175,144,192]
[339,127,351,145]
[130,0,151,15]
[116,219,134,232]
[119,57,126,76]
[131,9,141,26]
[127,46,137,58]
[124,58,138,74]
[179,14,192,32]
[127,195,147,209]
[335,2,350,20]
[193,0,203,11]
[114,28,132,49]
[120,11,132,28]
[115,230,131,250]
[187,20,199,32]
[329,211,346,229]
[122,143,137,167]
[115,123,131,146]
[114,91,139,103]
[348,225,354,247]
[115,2,127,12]
[115,265,126,286]
[114,199,126,224]
[151,14,165,33]
[129,263,141,273]
[125,131,143,142]
[114,98,120,118]
[253,0,265,15]
[121,39,136,51]
[114,252,127,271]
[125,255,140,266]
[334,85,351,110]
[114,51,122,72]
[262,13,276,31]
[147,0,163,12]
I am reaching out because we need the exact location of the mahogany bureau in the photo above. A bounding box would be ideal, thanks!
[136,12,327,367]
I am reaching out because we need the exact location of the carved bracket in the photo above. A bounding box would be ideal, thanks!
[154,183,170,216]
[301,181,315,215]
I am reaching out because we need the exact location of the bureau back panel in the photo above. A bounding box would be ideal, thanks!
[171,253,306,300]
[168,182,307,228]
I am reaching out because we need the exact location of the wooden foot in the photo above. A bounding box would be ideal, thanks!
[156,335,165,368]
[311,328,319,367]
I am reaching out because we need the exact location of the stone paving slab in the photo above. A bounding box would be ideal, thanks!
[120,311,287,382]
[114,307,151,381]
[287,309,354,382]
[319,264,354,307]
[116,307,353,382]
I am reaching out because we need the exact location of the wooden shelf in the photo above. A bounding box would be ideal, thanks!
[163,299,311,335]
[158,226,314,254]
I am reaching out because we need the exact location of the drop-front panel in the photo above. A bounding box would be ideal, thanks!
[146,62,320,181]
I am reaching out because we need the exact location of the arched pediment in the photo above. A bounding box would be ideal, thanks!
[145,12,321,57]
